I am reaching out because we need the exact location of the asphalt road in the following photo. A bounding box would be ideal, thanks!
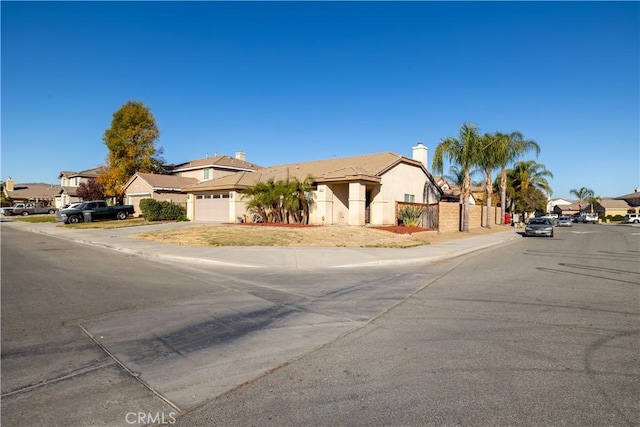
[1,223,638,426]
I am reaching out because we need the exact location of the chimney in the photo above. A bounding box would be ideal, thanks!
[235,151,246,161]
[412,142,428,170]
[5,177,14,192]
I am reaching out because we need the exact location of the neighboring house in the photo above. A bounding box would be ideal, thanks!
[2,178,59,205]
[121,152,262,215]
[587,198,636,218]
[170,152,262,181]
[56,167,104,208]
[182,143,443,226]
[123,173,198,215]
[432,177,477,204]
[615,188,640,212]
[547,198,573,214]
[551,202,581,217]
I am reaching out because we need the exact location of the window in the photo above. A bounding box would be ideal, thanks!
[404,194,415,203]
[203,169,210,180]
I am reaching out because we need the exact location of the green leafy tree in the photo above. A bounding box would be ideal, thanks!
[432,122,483,232]
[569,187,594,212]
[98,101,164,201]
[494,131,540,224]
[508,160,553,218]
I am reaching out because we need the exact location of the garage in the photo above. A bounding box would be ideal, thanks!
[194,193,230,222]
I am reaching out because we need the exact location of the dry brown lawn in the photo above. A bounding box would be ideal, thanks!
[134,223,514,248]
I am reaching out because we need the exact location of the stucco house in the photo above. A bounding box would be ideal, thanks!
[1,178,59,206]
[122,152,263,215]
[587,197,637,218]
[56,167,104,208]
[123,173,198,215]
[615,188,640,212]
[182,143,443,226]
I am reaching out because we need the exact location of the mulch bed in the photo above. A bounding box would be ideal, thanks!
[371,225,435,234]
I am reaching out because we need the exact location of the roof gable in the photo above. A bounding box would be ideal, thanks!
[124,173,197,191]
[171,155,262,172]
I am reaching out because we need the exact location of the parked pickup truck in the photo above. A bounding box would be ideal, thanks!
[1,202,56,216]
[56,200,135,224]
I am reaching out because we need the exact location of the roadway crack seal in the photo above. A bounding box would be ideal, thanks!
[78,324,183,414]
[1,360,115,398]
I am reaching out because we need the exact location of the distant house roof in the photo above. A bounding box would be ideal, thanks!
[124,173,198,192]
[549,198,574,206]
[170,155,262,173]
[594,198,633,210]
[58,167,105,179]
[615,189,640,206]
[182,152,441,193]
[5,183,61,200]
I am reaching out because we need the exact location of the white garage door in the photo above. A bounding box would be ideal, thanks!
[194,194,229,222]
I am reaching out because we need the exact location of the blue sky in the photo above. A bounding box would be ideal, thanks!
[2,1,638,199]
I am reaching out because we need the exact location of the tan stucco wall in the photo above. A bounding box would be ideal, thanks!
[176,168,237,181]
[377,164,433,225]
[125,177,188,216]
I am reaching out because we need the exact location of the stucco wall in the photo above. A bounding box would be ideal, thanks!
[378,163,431,225]
[176,168,237,181]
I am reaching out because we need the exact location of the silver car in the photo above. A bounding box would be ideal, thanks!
[557,217,573,227]
[524,218,554,237]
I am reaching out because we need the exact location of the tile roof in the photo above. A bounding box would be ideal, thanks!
[182,152,424,191]
[58,167,105,179]
[171,155,262,172]
[126,173,197,190]
[595,198,632,209]
[5,183,61,200]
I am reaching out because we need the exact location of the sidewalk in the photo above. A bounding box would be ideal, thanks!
[1,219,521,270]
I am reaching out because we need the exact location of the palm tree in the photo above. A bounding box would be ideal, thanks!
[569,187,594,212]
[585,194,601,216]
[433,122,483,232]
[444,165,478,204]
[509,160,553,218]
[494,131,540,224]
[477,132,503,229]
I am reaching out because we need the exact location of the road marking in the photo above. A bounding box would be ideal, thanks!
[570,231,598,234]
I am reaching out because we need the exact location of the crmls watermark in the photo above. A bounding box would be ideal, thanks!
[125,411,177,425]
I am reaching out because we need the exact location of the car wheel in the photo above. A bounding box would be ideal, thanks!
[48,209,55,214]
[116,211,128,220]
[635,220,639,224]
[21,211,29,216]
[68,215,81,224]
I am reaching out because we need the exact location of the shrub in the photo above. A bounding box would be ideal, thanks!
[159,200,187,221]
[139,199,187,221]
[139,198,161,221]
[398,205,424,227]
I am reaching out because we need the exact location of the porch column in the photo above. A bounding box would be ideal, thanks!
[315,184,332,225]
[229,191,243,223]
[348,181,366,226]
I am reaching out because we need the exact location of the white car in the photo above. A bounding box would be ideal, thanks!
[624,213,640,223]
